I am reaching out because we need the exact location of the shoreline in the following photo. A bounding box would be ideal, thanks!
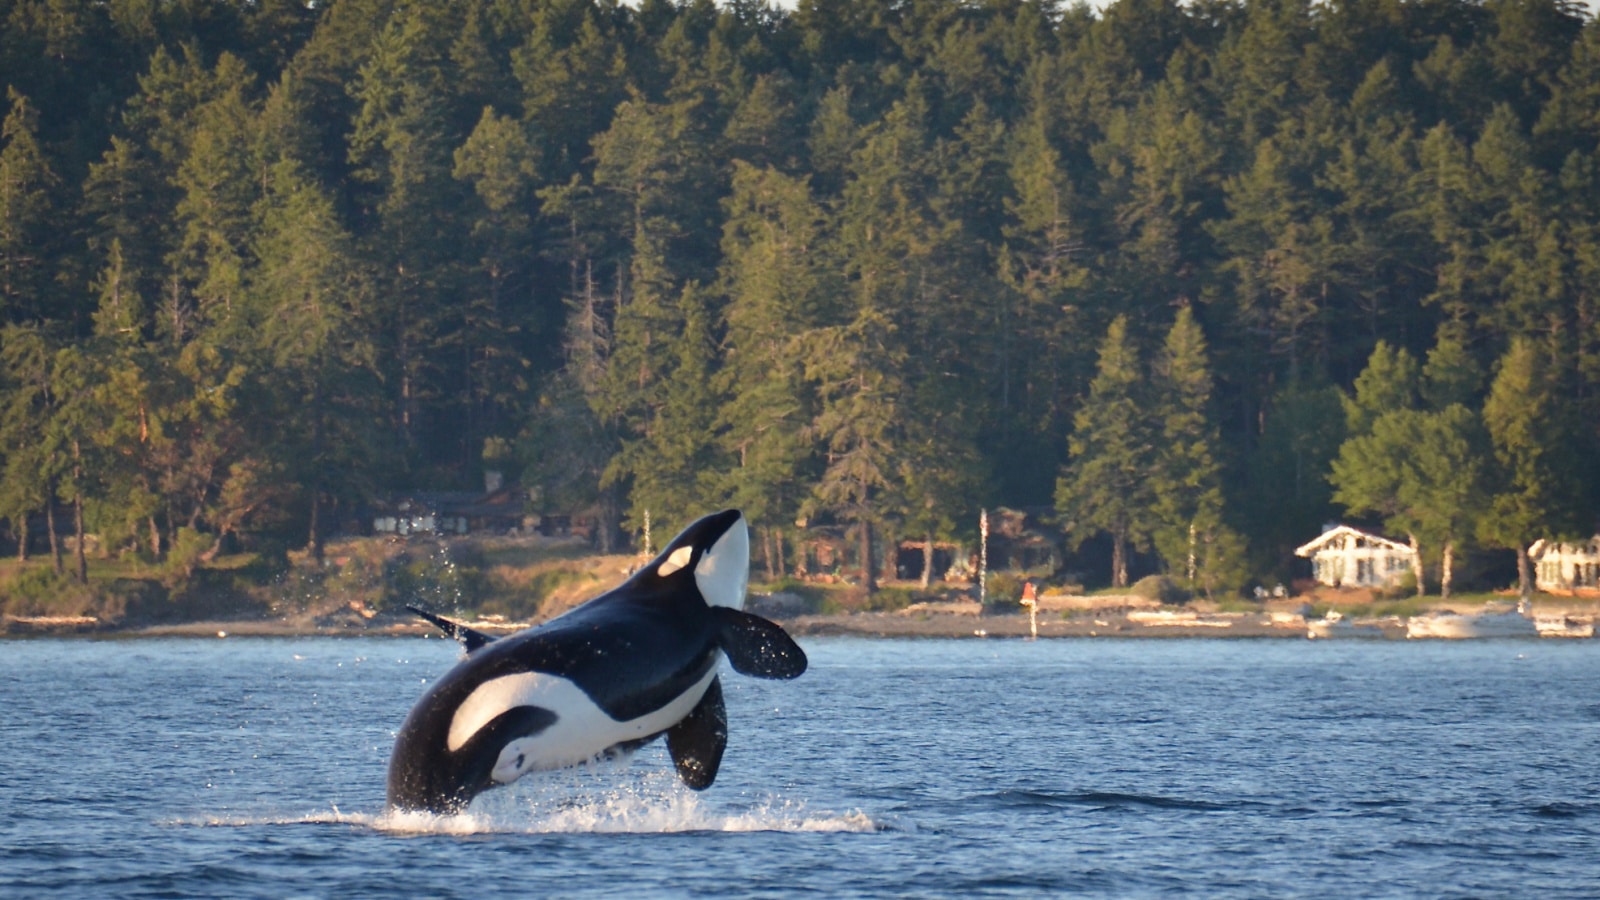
[7,598,1596,641]
[0,609,1393,640]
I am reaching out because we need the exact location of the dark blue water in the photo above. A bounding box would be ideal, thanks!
[2,635,1598,897]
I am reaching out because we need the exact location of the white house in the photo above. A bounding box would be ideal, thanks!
[1528,536,1600,594]
[1295,525,1416,589]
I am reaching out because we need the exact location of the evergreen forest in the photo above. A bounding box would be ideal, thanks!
[3,0,1599,599]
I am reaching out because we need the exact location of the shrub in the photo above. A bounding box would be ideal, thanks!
[160,527,213,589]
[985,572,1024,610]
[1131,574,1191,606]
[0,565,99,617]
[384,549,488,613]
[1379,571,1418,600]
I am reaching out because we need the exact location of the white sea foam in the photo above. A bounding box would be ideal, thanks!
[185,773,881,836]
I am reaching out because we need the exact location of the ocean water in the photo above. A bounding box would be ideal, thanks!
[2,634,1598,898]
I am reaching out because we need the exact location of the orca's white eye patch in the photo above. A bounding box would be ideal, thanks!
[657,545,694,577]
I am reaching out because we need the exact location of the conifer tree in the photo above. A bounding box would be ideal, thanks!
[1480,337,1591,601]
[248,159,379,561]
[714,163,830,575]
[1399,403,1490,601]
[1150,306,1242,595]
[82,238,164,559]
[606,283,724,534]
[169,55,260,334]
[511,0,628,179]
[802,304,905,594]
[1330,341,1425,593]
[1056,315,1156,588]
[0,88,58,324]
[452,106,542,442]
[1238,377,1346,576]
[1331,334,1493,598]
[0,324,51,561]
[347,8,469,458]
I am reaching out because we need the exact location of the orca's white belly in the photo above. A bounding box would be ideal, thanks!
[447,667,719,785]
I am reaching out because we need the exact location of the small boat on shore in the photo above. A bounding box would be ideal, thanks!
[1306,610,1384,639]
[1535,615,1596,638]
[1406,602,1538,639]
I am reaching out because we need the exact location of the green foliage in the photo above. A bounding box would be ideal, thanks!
[0,0,1596,609]
[1056,316,1156,589]
[0,565,96,617]
[160,526,213,589]
[383,548,489,614]
[816,584,915,615]
[1130,574,1191,606]
[985,571,1025,609]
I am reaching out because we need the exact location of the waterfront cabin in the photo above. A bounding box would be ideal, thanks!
[1528,536,1600,594]
[371,484,527,536]
[1295,525,1416,589]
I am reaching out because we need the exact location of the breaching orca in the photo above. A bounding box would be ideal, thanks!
[385,509,807,814]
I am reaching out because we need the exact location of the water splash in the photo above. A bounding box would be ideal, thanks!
[187,772,883,836]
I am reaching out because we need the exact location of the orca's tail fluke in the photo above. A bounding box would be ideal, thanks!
[406,604,497,652]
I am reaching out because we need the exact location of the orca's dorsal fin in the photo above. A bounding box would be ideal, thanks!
[406,604,496,652]
[667,676,727,790]
[711,607,807,679]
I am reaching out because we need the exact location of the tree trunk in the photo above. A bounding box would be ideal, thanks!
[47,494,62,575]
[201,533,225,563]
[1187,521,1197,584]
[1111,529,1127,588]
[17,514,28,562]
[1409,533,1425,597]
[1516,546,1533,603]
[597,488,619,554]
[775,528,785,579]
[858,519,876,593]
[921,533,934,590]
[148,515,162,559]
[73,494,87,584]
[307,490,324,564]
[72,441,87,583]
[762,527,776,580]
[1440,540,1454,602]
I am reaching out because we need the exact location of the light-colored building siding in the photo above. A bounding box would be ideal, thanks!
[1529,537,1600,594]
[1295,525,1416,589]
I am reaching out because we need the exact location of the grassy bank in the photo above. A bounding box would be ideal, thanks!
[4,533,1597,636]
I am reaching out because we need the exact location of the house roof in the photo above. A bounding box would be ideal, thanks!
[1528,536,1600,560]
[1294,525,1413,558]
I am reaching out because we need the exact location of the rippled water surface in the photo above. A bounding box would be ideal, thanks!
[3,635,1599,897]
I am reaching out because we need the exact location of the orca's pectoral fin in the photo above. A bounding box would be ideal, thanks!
[406,604,497,652]
[711,607,808,679]
[667,677,727,790]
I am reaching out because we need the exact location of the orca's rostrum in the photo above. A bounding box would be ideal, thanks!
[386,509,807,814]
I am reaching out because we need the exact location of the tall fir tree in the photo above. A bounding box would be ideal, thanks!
[1480,337,1591,600]
[0,88,59,324]
[1055,315,1157,588]
[1150,306,1243,596]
